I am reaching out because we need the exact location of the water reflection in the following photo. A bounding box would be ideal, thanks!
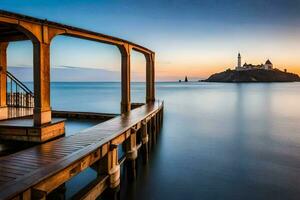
[11,82,300,200]
[120,82,300,200]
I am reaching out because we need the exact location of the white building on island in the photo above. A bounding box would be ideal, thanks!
[235,53,273,71]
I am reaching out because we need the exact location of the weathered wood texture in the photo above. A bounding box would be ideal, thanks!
[0,101,163,200]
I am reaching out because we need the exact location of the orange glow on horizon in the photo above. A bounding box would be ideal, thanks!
[155,54,300,81]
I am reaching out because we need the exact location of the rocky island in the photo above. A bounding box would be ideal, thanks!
[204,53,300,82]
[204,69,300,82]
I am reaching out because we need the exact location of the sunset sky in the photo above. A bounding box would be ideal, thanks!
[1,0,300,81]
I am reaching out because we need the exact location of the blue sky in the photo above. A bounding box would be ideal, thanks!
[1,0,300,80]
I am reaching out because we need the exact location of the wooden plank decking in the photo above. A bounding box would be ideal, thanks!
[0,101,163,200]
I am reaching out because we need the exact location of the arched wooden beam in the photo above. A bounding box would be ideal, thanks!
[0,9,156,117]
[0,10,154,55]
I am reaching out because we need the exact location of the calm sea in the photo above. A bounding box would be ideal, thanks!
[29,82,300,199]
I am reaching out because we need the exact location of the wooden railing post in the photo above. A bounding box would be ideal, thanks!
[33,42,51,126]
[118,44,131,113]
[0,42,8,120]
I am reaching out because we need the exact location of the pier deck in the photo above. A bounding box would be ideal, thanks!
[0,101,163,200]
[0,117,66,142]
[0,118,64,127]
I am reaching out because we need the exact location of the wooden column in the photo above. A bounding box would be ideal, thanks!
[0,42,8,120]
[108,144,120,200]
[159,109,163,129]
[33,42,51,126]
[146,53,155,103]
[156,112,160,134]
[125,128,138,181]
[141,121,149,163]
[119,44,131,113]
[148,120,153,151]
[152,115,157,145]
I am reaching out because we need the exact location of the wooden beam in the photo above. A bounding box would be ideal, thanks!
[33,148,102,194]
[0,29,21,35]
[111,131,129,146]
[0,34,29,42]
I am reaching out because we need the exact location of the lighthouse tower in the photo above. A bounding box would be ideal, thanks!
[236,53,241,70]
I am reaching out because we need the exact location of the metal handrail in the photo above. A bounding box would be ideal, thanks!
[6,71,34,96]
[6,71,34,108]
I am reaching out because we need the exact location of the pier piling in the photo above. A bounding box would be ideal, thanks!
[125,127,138,181]
[141,121,149,163]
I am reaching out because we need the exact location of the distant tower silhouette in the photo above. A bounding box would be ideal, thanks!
[185,76,188,82]
[236,52,241,70]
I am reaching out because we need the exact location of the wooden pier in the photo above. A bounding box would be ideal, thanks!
[0,10,163,200]
[0,101,163,200]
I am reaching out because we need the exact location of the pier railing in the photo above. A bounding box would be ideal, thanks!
[6,71,34,108]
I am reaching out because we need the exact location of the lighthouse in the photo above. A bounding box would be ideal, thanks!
[236,52,241,70]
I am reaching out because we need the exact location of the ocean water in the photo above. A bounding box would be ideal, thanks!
[34,82,300,199]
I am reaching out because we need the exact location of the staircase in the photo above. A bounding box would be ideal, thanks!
[6,71,34,108]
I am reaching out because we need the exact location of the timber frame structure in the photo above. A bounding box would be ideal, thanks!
[0,10,155,142]
[0,10,163,200]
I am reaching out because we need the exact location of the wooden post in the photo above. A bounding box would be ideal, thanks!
[16,189,31,200]
[152,115,157,145]
[95,155,108,177]
[118,44,131,113]
[107,144,120,200]
[0,42,8,120]
[33,42,51,126]
[125,128,138,181]
[156,112,160,134]
[146,53,155,103]
[141,121,149,163]
[148,120,153,151]
[159,109,163,129]
[155,113,159,135]
[161,104,164,125]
